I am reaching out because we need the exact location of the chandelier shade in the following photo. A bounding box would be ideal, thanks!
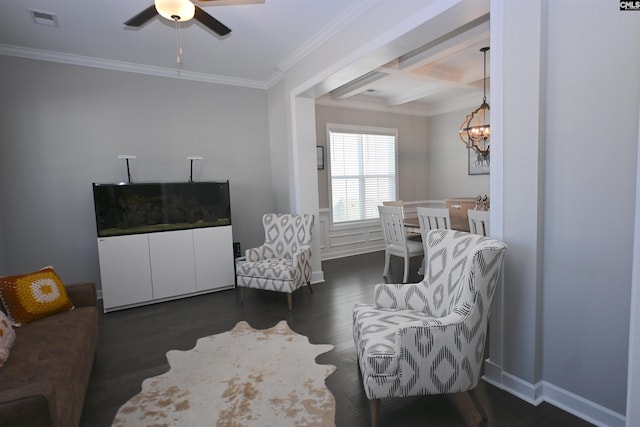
[459,46,490,158]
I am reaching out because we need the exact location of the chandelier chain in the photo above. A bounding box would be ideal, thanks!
[482,47,487,103]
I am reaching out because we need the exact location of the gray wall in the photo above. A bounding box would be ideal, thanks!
[495,0,639,418]
[315,105,430,208]
[0,56,274,288]
[427,108,490,200]
[541,1,639,413]
[267,79,292,214]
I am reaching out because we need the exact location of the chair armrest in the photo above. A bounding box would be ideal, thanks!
[395,313,483,393]
[65,282,97,308]
[291,245,311,262]
[0,381,58,427]
[374,282,430,312]
[292,245,312,277]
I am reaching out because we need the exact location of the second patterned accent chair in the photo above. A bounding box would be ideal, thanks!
[353,229,507,427]
[235,213,314,311]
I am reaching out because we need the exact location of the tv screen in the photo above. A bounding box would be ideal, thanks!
[92,181,231,237]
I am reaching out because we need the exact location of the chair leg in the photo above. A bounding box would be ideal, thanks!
[418,256,425,276]
[239,287,244,304]
[307,282,313,294]
[287,293,293,311]
[402,256,409,283]
[382,251,391,277]
[369,399,380,427]
[468,388,488,421]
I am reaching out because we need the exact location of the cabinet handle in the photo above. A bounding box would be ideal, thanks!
[451,205,462,209]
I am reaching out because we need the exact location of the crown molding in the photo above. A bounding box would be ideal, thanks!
[276,0,380,74]
[0,43,269,89]
[265,0,381,90]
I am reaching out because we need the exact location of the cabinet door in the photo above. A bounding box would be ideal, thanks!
[193,226,235,291]
[148,230,197,300]
[98,234,153,311]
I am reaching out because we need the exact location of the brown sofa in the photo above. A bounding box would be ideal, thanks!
[0,282,99,427]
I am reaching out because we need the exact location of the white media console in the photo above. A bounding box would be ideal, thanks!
[97,225,234,312]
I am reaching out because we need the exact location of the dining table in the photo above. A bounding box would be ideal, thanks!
[403,216,469,233]
[403,217,422,235]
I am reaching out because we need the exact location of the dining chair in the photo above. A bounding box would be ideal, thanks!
[378,205,423,283]
[468,209,490,236]
[416,206,451,238]
[382,200,405,218]
[415,207,452,275]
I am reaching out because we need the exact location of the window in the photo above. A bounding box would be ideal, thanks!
[328,125,397,224]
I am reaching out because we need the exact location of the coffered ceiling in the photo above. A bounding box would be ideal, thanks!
[316,15,490,116]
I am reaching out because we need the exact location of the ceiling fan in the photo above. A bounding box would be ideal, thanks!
[124,0,234,36]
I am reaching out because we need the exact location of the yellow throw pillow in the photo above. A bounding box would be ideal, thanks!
[0,267,74,327]
[0,311,16,366]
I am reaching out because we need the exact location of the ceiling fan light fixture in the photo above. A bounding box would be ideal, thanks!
[155,0,195,22]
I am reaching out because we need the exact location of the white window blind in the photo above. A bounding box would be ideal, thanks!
[329,128,397,224]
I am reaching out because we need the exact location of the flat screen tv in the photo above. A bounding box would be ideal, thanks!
[92,181,231,237]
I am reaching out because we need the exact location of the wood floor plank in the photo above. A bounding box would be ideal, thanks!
[80,251,593,427]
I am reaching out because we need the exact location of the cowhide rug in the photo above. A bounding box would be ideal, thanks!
[112,320,336,427]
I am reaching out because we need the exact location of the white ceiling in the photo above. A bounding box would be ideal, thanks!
[0,0,489,117]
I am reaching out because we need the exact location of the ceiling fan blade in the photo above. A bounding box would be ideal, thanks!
[124,5,158,27]
[194,5,231,36]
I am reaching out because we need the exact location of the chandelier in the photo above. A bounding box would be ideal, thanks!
[459,46,490,158]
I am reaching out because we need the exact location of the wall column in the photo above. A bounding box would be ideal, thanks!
[484,0,545,402]
[291,95,323,283]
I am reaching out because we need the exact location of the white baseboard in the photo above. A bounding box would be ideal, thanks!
[483,365,625,427]
[542,381,625,427]
[321,246,384,261]
[310,270,325,284]
[482,368,543,405]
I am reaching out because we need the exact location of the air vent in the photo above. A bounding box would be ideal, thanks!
[29,9,59,27]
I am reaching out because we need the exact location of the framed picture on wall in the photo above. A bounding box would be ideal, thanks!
[317,146,325,170]
[468,149,489,175]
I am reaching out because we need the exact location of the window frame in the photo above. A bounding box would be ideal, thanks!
[326,123,399,228]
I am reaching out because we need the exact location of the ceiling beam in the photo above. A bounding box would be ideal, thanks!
[329,70,388,100]
[397,14,489,70]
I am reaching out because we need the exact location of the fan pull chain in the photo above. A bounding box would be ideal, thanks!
[174,18,184,65]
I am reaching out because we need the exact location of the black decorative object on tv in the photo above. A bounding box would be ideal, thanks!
[92,181,231,237]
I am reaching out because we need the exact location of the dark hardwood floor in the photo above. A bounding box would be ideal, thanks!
[80,251,593,427]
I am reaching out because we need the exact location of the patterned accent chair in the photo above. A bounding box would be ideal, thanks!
[353,229,507,427]
[235,213,314,311]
